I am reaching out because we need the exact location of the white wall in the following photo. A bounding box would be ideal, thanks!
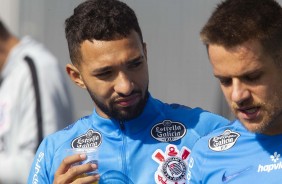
[0,0,20,35]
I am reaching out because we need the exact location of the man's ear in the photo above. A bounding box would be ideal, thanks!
[66,64,86,88]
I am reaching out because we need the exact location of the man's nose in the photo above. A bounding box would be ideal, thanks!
[231,79,250,104]
[114,72,134,95]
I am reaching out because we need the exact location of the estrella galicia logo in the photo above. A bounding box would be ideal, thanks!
[71,129,102,148]
[209,129,240,151]
[151,120,186,142]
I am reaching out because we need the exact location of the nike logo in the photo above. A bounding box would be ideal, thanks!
[222,167,252,182]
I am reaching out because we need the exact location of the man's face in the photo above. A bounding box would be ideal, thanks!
[208,40,282,135]
[67,31,149,121]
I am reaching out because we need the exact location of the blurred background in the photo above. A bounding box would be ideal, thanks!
[0,0,240,121]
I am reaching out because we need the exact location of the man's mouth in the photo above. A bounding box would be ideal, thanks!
[115,94,141,107]
[236,106,260,120]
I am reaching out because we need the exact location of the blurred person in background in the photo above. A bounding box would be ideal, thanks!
[0,19,73,183]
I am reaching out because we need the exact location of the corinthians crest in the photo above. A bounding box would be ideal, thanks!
[152,144,190,184]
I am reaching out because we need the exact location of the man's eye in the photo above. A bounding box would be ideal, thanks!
[128,61,142,69]
[245,73,261,82]
[95,71,112,78]
[219,78,232,86]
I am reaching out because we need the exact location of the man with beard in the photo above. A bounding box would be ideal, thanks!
[187,0,282,183]
[27,0,228,183]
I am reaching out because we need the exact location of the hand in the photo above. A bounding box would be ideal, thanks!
[53,154,99,184]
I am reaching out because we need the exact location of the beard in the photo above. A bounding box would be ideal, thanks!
[231,92,282,134]
[87,87,149,121]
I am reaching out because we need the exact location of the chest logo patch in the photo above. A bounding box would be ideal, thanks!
[152,144,190,184]
[209,129,240,151]
[71,129,102,148]
[151,120,186,142]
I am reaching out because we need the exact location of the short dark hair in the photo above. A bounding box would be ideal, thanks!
[201,0,282,62]
[0,20,11,41]
[65,0,143,65]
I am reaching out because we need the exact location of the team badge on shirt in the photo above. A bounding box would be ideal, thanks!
[151,120,186,142]
[209,129,240,151]
[152,144,190,184]
[71,129,102,148]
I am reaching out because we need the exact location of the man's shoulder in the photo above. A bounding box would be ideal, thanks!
[161,103,228,135]
[19,36,59,66]
[42,118,90,145]
[162,101,226,120]
[193,121,241,150]
[162,102,210,117]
